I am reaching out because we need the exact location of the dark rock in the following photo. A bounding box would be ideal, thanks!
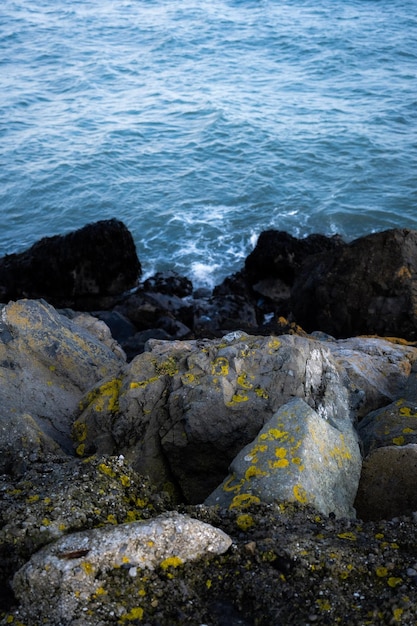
[92,310,138,344]
[244,230,344,285]
[143,271,193,298]
[291,228,417,339]
[0,219,141,310]
[121,328,172,361]
[193,295,258,337]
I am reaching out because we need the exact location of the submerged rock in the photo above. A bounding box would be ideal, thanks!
[205,398,361,519]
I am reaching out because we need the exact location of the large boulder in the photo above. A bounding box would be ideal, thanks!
[0,219,141,309]
[73,332,356,503]
[291,228,417,339]
[205,397,362,519]
[0,299,124,473]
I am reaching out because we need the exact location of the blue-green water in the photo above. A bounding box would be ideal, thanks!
[1,0,417,287]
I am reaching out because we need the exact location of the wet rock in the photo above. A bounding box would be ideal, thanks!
[291,228,417,339]
[354,444,417,520]
[244,230,344,285]
[205,397,361,519]
[0,299,124,470]
[143,270,193,298]
[12,513,231,626]
[0,219,141,310]
[73,332,356,503]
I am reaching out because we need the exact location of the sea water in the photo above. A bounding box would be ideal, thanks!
[1,0,416,287]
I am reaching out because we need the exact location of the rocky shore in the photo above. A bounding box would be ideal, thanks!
[2,220,417,625]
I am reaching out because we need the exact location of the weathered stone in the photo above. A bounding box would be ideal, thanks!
[0,299,123,471]
[73,332,356,503]
[205,398,362,519]
[358,399,417,456]
[354,444,417,521]
[0,219,141,309]
[66,311,127,361]
[0,455,171,608]
[291,228,417,339]
[318,336,417,418]
[12,513,231,625]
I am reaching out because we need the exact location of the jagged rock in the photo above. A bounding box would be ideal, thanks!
[318,335,417,418]
[142,271,193,298]
[244,230,344,285]
[65,311,127,361]
[205,398,361,519]
[0,219,141,309]
[354,444,417,520]
[0,299,124,472]
[73,332,357,503]
[12,513,231,626]
[291,228,417,339]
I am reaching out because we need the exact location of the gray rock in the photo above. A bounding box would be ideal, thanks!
[205,398,362,519]
[354,444,417,520]
[322,336,417,418]
[357,399,417,456]
[74,332,355,502]
[12,513,232,625]
[0,299,124,470]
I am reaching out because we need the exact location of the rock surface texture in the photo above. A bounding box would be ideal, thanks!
[206,397,361,519]
[0,299,124,473]
[3,225,417,624]
[13,512,232,626]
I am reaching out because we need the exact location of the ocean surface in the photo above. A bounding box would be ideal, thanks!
[1,0,417,288]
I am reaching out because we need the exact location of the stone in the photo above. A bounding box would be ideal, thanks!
[193,294,258,336]
[318,336,417,418]
[0,455,173,609]
[0,219,141,309]
[142,271,193,298]
[291,228,417,339]
[0,299,124,472]
[354,444,417,521]
[358,399,417,456]
[12,513,232,626]
[205,398,362,519]
[244,230,344,285]
[73,332,356,503]
[64,311,127,361]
